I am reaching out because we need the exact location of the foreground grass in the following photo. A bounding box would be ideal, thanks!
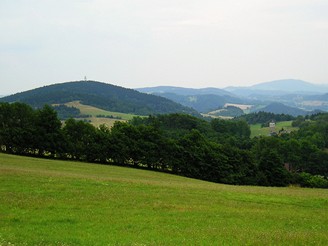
[250,121,299,138]
[1,153,328,245]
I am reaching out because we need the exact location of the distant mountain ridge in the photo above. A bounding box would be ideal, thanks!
[137,80,328,113]
[225,79,328,96]
[137,86,234,96]
[137,86,249,113]
[305,93,328,101]
[2,79,327,116]
[0,81,199,116]
[254,102,316,116]
[251,79,327,92]
[151,92,246,113]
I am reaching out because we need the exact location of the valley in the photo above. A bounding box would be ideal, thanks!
[2,1,328,245]
[1,79,328,246]
[138,79,328,116]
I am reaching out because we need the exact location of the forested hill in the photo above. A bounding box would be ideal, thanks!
[255,102,309,116]
[0,81,199,116]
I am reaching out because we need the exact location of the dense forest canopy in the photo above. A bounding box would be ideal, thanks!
[0,102,327,188]
[51,104,84,119]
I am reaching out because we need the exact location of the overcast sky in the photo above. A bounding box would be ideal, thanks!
[1,0,328,94]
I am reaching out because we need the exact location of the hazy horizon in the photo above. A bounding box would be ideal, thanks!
[1,1,327,94]
[2,78,328,97]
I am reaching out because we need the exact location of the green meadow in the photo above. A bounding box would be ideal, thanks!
[250,121,299,138]
[1,153,328,245]
[64,101,139,127]
[65,101,138,120]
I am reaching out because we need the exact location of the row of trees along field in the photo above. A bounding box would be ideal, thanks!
[1,102,328,188]
[236,111,295,126]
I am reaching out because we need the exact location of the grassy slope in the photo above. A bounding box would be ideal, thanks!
[1,153,328,245]
[65,101,139,127]
[250,121,299,138]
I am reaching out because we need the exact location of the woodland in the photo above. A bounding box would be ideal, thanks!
[0,102,328,188]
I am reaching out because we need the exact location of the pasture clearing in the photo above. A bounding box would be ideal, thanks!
[63,101,139,127]
[0,153,327,245]
[224,103,253,110]
[65,101,138,120]
[250,121,299,138]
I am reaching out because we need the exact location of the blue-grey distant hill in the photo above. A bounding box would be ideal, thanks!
[0,81,199,116]
[137,86,234,96]
[225,79,328,97]
[254,102,316,117]
[137,86,251,113]
[250,79,328,92]
[152,92,246,113]
[305,93,328,101]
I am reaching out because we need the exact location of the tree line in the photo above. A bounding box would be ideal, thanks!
[237,111,295,126]
[0,102,327,188]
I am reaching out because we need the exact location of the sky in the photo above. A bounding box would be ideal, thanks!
[1,0,328,95]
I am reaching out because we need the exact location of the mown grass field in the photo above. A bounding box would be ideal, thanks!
[64,101,139,127]
[250,121,299,138]
[1,153,328,245]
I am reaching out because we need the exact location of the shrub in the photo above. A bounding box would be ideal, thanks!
[298,172,328,188]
